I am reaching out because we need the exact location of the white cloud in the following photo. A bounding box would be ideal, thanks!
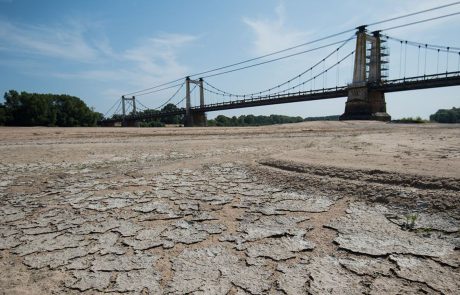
[0,18,197,103]
[243,2,310,55]
[0,20,98,61]
[122,33,196,87]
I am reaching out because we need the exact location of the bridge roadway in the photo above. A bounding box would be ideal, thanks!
[101,71,460,124]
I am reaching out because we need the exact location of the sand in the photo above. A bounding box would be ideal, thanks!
[0,121,458,294]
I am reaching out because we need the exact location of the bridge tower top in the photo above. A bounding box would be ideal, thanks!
[352,26,387,86]
[121,95,137,120]
[185,77,206,126]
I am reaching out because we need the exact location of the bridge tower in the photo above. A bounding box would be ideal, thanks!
[185,77,207,127]
[121,96,140,127]
[340,26,391,121]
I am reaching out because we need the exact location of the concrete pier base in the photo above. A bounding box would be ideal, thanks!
[184,112,207,127]
[340,86,390,121]
[122,121,140,127]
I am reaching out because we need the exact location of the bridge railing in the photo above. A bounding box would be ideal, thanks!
[190,85,348,110]
[383,71,460,85]
[102,71,459,124]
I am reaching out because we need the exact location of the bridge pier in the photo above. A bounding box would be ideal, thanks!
[122,120,140,127]
[340,27,391,121]
[121,96,141,127]
[184,112,207,127]
[184,77,208,127]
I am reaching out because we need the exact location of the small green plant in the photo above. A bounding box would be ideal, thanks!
[392,117,428,124]
[404,213,418,230]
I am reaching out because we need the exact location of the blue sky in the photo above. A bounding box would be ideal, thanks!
[0,0,459,119]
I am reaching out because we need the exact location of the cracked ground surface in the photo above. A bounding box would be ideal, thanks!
[0,121,459,294]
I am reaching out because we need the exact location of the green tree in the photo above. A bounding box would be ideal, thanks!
[430,107,460,123]
[0,103,7,125]
[208,114,304,127]
[215,115,230,126]
[135,109,164,127]
[2,90,100,126]
[160,103,183,124]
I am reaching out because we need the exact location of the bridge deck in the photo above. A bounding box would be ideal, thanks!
[100,72,460,124]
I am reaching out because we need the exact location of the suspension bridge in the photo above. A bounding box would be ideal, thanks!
[100,6,460,127]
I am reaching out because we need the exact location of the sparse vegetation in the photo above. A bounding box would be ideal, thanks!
[110,103,182,127]
[392,117,428,124]
[207,114,304,126]
[403,213,419,230]
[304,115,340,121]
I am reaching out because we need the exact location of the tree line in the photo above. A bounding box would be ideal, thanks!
[429,107,460,123]
[2,90,457,126]
[108,103,183,127]
[208,114,304,126]
[0,90,102,127]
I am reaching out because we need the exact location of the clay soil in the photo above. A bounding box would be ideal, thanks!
[0,121,459,294]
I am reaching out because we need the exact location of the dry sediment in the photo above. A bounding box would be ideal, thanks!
[0,122,458,294]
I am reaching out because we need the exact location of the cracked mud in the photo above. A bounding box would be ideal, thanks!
[0,122,459,294]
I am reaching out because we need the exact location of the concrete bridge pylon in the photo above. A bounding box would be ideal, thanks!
[340,26,391,121]
[185,77,207,127]
[121,96,140,127]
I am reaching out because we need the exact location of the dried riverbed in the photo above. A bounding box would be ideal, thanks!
[0,122,459,294]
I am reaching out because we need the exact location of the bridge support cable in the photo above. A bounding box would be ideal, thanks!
[136,99,150,112]
[323,59,326,89]
[202,50,354,104]
[118,3,460,99]
[132,82,184,97]
[399,41,403,78]
[202,36,355,99]
[437,49,440,73]
[417,45,421,76]
[367,1,460,27]
[336,49,340,87]
[385,35,460,79]
[458,52,460,72]
[383,35,460,53]
[103,98,122,119]
[404,41,408,78]
[424,44,428,76]
[380,11,460,32]
[152,82,185,110]
[273,50,355,95]
[447,49,453,73]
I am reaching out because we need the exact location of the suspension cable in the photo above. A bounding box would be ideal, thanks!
[203,50,354,100]
[120,3,460,97]
[202,37,354,79]
[274,50,355,95]
[112,100,122,117]
[381,11,460,32]
[103,98,121,118]
[458,52,460,71]
[437,49,440,73]
[367,1,460,26]
[424,44,428,75]
[446,47,450,72]
[136,99,150,111]
[384,35,460,52]
[404,41,408,77]
[417,45,421,76]
[154,83,185,110]
[135,83,184,97]
[399,41,403,78]
[204,36,355,97]
[175,85,197,108]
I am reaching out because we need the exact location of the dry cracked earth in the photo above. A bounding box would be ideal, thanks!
[0,121,459,294]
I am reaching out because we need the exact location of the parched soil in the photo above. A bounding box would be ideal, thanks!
[0,121,459,294]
